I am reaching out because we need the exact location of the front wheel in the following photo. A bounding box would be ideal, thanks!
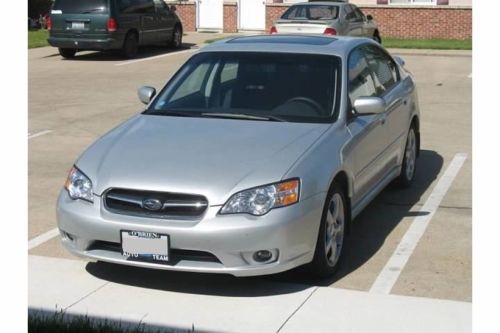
[59,48,76,59]
[397,126,418,187]
[308,185,348,278]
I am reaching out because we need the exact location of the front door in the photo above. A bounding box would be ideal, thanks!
[346,46,389,203]
[153,0,174,43]
[197,0,223,31]
[239,0,266,31]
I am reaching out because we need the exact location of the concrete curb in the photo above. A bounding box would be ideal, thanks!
[29,255,471,333]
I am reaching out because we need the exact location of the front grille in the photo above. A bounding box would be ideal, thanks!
[88,241,221,264]
[104,188,208,219]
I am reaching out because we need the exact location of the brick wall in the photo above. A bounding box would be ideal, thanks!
[224,3,238,33]
[169,1,471,40]
[170,1,196,32]
[266,4,472,40]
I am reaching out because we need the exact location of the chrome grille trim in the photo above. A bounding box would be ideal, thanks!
[104,188,209,219]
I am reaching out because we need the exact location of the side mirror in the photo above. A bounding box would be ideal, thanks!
[353,97,386,115]
[366,14,373,21]
[170,5,176,12]
[393,56,405,67]
[138,86,156,105]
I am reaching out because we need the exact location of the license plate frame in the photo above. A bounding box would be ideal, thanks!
[71,21,85,30]
[121,230,170,263]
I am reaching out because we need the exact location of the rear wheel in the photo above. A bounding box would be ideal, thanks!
[58,48,76,59]
[122,33,138,59]
[397,126,418,187]
[373,31,382,44]
[169,25,182,49]
[309,184,348,278]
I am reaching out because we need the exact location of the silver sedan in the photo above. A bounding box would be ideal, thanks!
[57,35,420,277]
[271,1,381,43]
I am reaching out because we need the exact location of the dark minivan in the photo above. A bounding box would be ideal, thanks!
[48,0,183,59]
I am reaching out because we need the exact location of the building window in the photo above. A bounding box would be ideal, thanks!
[390,0,437,4]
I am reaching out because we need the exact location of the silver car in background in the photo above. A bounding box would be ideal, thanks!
[57,35,419,278]
[271,1,381,43]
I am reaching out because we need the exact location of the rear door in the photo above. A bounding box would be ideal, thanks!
[50,0,110,39]
[343,4,364,37]
[362,45,412,171]
[153,0,175,43]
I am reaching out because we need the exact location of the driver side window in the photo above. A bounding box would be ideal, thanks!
[348,47,377,102]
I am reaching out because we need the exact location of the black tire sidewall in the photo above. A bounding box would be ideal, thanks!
[309,185,349,278]
[123,33,138,58]
[171,26,182,49]
[59,48,76,58]
[398,127,417,187]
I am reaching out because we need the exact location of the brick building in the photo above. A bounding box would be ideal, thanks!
[166,0,472,40]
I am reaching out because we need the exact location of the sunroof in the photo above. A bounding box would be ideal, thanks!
[227,35,337,46]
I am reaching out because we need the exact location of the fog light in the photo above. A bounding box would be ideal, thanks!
[253,250,273,262]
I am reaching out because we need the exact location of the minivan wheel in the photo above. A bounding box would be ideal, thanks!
[59,48,76,59]
[397,126,418,187]
[122,33,138,58]
[309,184,348,278]
[373,32,382,44]
[170,25,182,49]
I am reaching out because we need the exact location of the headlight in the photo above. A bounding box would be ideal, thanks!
[64,166,94,202]
[220,179,300,216]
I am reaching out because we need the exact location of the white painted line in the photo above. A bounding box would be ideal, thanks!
[28,130,53,140]
[115,48,198,66]
[468,73,472,78]
[28,228,59,250]
[369,153,468,294]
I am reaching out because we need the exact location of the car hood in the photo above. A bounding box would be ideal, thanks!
[77,115,329,205]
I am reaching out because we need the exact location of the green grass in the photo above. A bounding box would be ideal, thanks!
[382,38,472,50]
[28,29,50,49]
[28,312,194,333]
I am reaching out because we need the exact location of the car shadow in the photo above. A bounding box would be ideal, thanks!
[86,149,443,296]
[42,43,197,61]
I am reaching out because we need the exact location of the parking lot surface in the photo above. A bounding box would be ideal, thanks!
[28,33,472,329]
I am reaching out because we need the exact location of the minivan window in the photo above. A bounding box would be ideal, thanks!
[53,0,109,14]
[118,0,155,14]
[148,52,341,124]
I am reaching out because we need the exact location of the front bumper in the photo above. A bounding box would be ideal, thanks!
[56,190,326,277]
[48,36,122,51]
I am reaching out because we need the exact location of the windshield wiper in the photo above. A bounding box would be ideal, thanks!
[147,110,200,118]
[200,112,286,122]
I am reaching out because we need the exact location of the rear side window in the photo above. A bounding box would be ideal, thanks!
[52,0,109,14]
[118,0,155,14]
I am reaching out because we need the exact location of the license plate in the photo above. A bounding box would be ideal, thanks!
[71,22,85,30]
[121,231,169,262]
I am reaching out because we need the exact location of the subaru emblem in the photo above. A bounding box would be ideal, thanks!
[142,198,163,211]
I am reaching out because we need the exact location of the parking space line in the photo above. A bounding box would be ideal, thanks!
[28,228,59,250]
[369,153,468,294]
[115,48,198,67]
[28,130,53,140]
[468,73,472,78]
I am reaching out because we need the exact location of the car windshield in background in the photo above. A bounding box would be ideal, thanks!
[148,52,341,123]
[52,0,109,14]
[281,5,339,21]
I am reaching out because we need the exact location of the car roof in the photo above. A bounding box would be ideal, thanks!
[199,35,376,59]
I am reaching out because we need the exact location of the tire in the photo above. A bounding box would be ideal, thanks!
[373,32,382,44]
[122,32,138,59]
[308,184,349,278]
[396,126,418,187]
[169,25,182,49]
[59,48,76,59]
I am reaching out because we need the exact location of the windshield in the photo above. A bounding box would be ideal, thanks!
[281,5,339,20]
[52,0,109,14]
[148,52,341,123]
